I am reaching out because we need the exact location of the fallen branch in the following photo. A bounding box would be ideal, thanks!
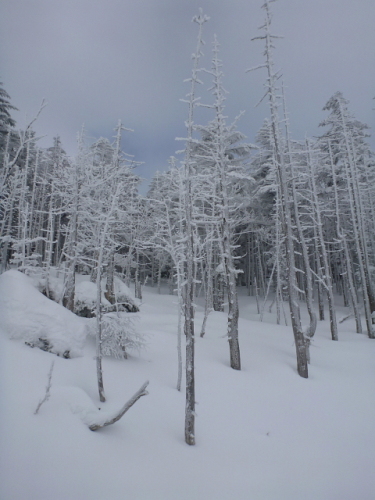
[34,360,55,414]
[339,313,354,324]
[89,381,149,431]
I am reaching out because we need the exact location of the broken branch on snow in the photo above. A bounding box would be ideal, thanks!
[89,381,149,431]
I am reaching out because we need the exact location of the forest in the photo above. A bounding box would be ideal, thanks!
[1,0,374,463]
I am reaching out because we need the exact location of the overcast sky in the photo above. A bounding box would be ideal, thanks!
[1,0,374,189]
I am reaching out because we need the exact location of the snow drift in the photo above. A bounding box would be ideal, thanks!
[75,276,140,317]
[0,270,88,357]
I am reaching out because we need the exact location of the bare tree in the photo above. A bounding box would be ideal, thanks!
[180,9,209,445]
[193,36,252,368]
[249,0,308,377]
[306,139,338,341]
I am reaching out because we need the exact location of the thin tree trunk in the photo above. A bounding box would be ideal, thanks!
[134,249,142,300]
[253,1,308,376]
[105,251,115,304]
[307,140,338,341]
[183,10,208,445]
[338,100,374,337]
[200,237,213,338]
[329,143,362,333]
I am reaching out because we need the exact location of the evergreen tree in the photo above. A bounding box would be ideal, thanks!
[0,80,17,131]
[319,92,375,338]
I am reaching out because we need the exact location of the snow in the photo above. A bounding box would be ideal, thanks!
[0,270,88,357]
[75,275,140,314]
[1,282,375,499]
[29,270,65,302]
[75,279,102,305]
[113,275,136,302]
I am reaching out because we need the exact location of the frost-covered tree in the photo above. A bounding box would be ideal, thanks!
[328,141,363,333]
[60,129,86,311]
[193,36,252,369]
[179,9,209,446]
[249,0,308,377]
[0,80,18,171]
[144,163,186,391]
[281,89,317,356]
[305,139,338,341]
[0,80,17,130]
[1,101,46,273]
[0,80,17,164]
[319,92,375,338]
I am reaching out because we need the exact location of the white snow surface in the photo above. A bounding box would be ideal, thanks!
[0,270,88,357]
[75,274,140,309]
[1,283,375,499]
[75,278,100,304]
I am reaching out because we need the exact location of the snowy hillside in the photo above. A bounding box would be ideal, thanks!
[0,270,88,357]
[1,283,375,500]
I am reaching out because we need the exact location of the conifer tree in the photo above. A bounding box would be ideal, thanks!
[319,92,375,338]
[0,80,17,133]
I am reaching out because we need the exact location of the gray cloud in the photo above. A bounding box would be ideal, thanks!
[1,0,374,189]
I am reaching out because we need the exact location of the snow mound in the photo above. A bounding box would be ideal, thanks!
[74,280,111,317]
[0,270,88,357]
[55,386,109,427]
[75,276,139,317]
[113,276,140,312]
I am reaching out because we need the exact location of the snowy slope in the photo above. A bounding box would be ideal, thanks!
[1,285,375,500]
[0,270,88,357]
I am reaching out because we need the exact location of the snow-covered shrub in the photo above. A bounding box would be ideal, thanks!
[102,313,144,358]
[88,312,145,359]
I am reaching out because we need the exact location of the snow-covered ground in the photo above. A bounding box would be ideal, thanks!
[1,277,375,499]
[0,270,88,357]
